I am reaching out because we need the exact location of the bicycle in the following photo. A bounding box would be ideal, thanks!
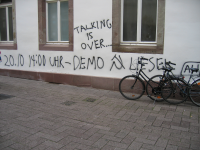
[119,57,171,102]
[161,63,200,106]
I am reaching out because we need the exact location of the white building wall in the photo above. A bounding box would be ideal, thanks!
[0,0,200,79]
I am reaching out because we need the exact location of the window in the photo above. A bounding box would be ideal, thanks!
[38,0,73,51]
[0,0,17,50]
[112,0,165,54]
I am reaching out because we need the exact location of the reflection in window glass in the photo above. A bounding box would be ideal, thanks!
[123,0,137,41]
[48,2,58,41]
[8,7,13,41]
[141,0,157,42]
[60,1,69,41]
[0,0,12,3]
[0,8,7,41]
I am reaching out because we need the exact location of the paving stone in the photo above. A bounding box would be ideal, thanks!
[128,141,143,150]
[35,132,63,142]
[93,138,109,149]
[0,75,200,150]
[166,145,178,150]
[115,130,129,138]
[153,119,163,127]
[155,138,168,148]
[101,144,116,150]
[43,140,64,149]
[168,140,190,148]
[102,135,122,142]
[142,143,165,150]
[120,134,136,145]
[135,137,156,145]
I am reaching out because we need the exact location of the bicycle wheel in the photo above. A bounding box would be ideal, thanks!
[161,78,188,104]
[146,75,165,102]
[189,79,200,107]
[119,75,145,100]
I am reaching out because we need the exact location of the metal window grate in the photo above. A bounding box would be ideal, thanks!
[62,101,76,106]
[83,98,96,102]
[0,94,15,100]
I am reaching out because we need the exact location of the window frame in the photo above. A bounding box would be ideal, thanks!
[0,0,17,50]
[38,0,73,51]
[112,0,165,54]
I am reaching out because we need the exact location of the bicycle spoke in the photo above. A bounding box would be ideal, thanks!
[119,75,145,100]
[189,79,200,107]
[161,79,188,104]
[146,75,164,102]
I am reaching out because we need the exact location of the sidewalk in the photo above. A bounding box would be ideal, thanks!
[0,75,199,150]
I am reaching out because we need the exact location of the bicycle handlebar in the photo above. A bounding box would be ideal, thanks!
[141,57,148,61]
[190,68,199,73]
[138,57,148,66]
[166,61,176,66]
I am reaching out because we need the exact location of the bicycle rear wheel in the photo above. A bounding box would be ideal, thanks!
[146,75,165,102]
[119,75,145,100]
[189,79,200,107]
[161,78,188,104]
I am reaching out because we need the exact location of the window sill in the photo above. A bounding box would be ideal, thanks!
[39,43,73,51]
[112,44,163,54]
[0,43,17,50]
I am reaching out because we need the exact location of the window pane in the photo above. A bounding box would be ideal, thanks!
[60,1,69,41]
[123,0,137,41]
[48,2,58,41]
[0,8,7,41]
[141,0,157,42]
[8,7,13,41]
[0,0,12,3]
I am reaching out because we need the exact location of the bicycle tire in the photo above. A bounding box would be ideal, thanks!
[189,79,200,107]
[161,78,188,104]
[119,75,145,100]
[146,75,165,102]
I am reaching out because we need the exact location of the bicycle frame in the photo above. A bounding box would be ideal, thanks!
[135,69,151,83]
[134,69,166,90]
[165,71,189,100]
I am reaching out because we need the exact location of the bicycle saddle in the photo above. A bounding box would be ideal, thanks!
[161,67,173,72]
[190,68,199,73]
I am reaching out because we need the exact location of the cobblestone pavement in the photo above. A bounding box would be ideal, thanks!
[0,75,200,150]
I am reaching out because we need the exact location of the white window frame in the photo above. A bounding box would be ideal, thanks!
[0,2,13,43]
[46,0,69,43]
[121,0,158,45]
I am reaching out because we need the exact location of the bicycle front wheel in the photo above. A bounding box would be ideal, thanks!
[146,75,164,102]
[189,79,200,107]
[161,78,188,104]
[119,75,145,100]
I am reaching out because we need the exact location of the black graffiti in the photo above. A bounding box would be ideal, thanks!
[149,57,155,72]
[49,56,64,68]
[129,57,138,71]
[110,54,125,71]
[129,57,176,72]
[73,55,104,70]
[74,19,112,34]
[181,61,200,75]
[87,32,93,40]
[29,54,46,67]
[81,38,107,50]
[4,54,24,67]
[157,58,165,70]
[38,55,46,66]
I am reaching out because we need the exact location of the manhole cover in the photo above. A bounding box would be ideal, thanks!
[83,98,96,102]
[0,94,15,100]
[62,101,76,106]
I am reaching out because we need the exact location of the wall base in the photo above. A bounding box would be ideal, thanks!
[0,69,121,91]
